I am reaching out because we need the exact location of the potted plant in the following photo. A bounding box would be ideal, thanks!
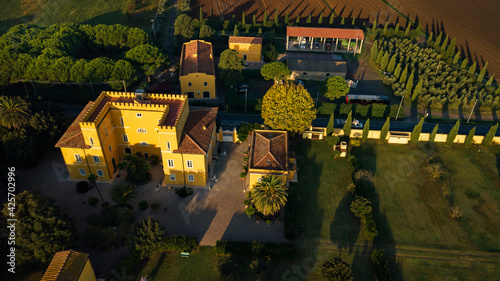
[240,172,247,179]
[266,220,272,226]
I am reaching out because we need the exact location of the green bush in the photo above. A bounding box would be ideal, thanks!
[237,122,261,141]
[389,105,404,119]
[87,197,99,206]
[319,258,352,281]
[163,235,198,251]
[371,249,392,281]
[317,102,337,115]
[362,213,378,241]
[77,181,90,193]
[175,187,194,198]
[215,240,296,259]
[138,200,149,211]
[371,104,386,118]
[355,105,370,117]
[246,206,256,217]
[339,103,352,115]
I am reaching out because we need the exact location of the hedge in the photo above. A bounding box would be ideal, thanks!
[215,240,296,259]
[362,213,378,241]
[163,235,198,252]
[317,103,404,119]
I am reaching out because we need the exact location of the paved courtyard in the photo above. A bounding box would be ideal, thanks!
[17,140,287,278]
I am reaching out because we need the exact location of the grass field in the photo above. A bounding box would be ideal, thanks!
[0,0,162,34]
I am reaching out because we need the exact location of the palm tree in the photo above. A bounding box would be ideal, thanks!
[251,174,288,216]
[0,96,31,129]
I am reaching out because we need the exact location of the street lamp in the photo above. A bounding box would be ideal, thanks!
[151,19,156,41]
[245,88,248,113]
[316,91,319,108]
[88,173,105,204]
[395,96,404,121]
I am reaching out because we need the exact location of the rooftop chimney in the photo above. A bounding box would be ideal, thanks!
[203,125,206,130]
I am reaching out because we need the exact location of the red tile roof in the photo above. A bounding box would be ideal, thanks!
[41,250,90,281]
[249,130,288,171]
[176,107,218,154]
[287,26,365,40]
[229,36,263,44]
[180,40,214,76]
[55,102,94,149]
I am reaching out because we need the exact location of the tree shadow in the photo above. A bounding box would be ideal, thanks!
[329,192,360,254]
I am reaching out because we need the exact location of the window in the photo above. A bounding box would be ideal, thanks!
[139,141,149,146]
[188,82,192,87]
[167,159,174,167]
[187,92,195,98]
[170,174,176,181]
[303,72,307,75]
[108,145,112,152]
[144,153,149,159]
[75,154,82,162]
[123,134,129,142]
[79,169,86,176]
[326,73,330,76]
[166,142,171,151]
[93,156,100,163]
[204,82,208,86]
[203,91,210,98]
[97,170,104,177]
[188,174,194,182]
[104,127,108,136]
[136,113,143,118]
[120,117,124,126]
[137,128,147,133]
[89,137,94,146]
[125,147,132,155]
[186,160,193,168]
[243,54,247,61]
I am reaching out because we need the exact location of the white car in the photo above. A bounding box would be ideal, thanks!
[342,119,363,129]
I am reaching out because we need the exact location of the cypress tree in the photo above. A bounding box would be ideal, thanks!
[482,123,498,146]
[376,48,384,65]
[496,87,500,95]
[351,17,356,26]
[406,71,414,96]
[318,13,323,25]
[284,12,289,25]
[242,11,245,25]
[429,124,439,143]
[461,58,468,69]
[387,54,397,73]
[441,35,449,53]
[258,28,262,34]
[380,51,390,70]
[394,23,400,35]
[446,37,456,59]
[274,8,279,26]
[296,16,300,24]
[426,32,433,46]
[371,41,378,61]
[399,65,408,84]
[372,19,377,33]
[362,119,370,141]
[383,22,389,36]
[486,74,495,86]
[464,127,476,147]
[412,79,423,101]
[329,13,334,25]
[307,15,312,25]
[452,52,460,65]
[200,8,204,22]
[477,62,488,82]
[343,111,352,137]
[233,25,239,36]
[416,24,422,35]
[326,113,334,135]
[404,23,411,37]
[253,15,256,26]
[340,17,345,26]
[394,63,402,79]
[469,62,476,75]
[411,117,424,144]
[446,120,460,146]
[380,116,390,142]
[263,10,268,26]
[434,32,442,48]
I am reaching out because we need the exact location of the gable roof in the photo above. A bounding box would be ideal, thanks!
[287,53,347,73]
[287,26,365,40]
[55,102,94,149]
[180,40,214,76]
[229,36,263,44]
[249,130,288,171]
[41,250,90,281]
[176,107,218,154]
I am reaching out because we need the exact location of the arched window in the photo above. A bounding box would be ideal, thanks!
[137,128,147,133]
[139,141,149,146]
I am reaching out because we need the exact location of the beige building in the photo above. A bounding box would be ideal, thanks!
[287,52,347,81]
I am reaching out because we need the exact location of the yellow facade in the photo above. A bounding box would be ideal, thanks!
[228,37,262,62]
[56,91,218,187]
[41,250,96,281]
[179,73,216,99]
[80,260,97,281]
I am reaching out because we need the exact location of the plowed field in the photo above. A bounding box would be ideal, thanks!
[192,0,407,26]
[385,0,500,77]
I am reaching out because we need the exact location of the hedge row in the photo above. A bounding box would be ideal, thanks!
[317,103,404,119]
[162,235,198,252]
[215,240,296,259]
[362,213,378,241]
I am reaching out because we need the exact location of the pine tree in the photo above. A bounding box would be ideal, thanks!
[446,37,456,59]
[434,32,442,48]
[399,65,408,84]
[452,52,460,65]
[380,51,390,70]
[200,8,204,22]
[329,13,334,25]
[376,48,384,65]
[343,111,352,137]
[284,12,289,25]
[307,15,312,25]
[318,13,323,25]
[395,23,400,35]
[411,117,424,144]
[263,10,268,26]
[275,8,279,26]
[296,16,300,24]
[426,32,433,46]
[242,11,246,25]
[446,120,460,145]
[482,123,498,146]
[383,22,389,36]
[429,124,438,143]
[469,62,477,75]
[371,41,378,61]
[380,117,390,142]
[387,55,397,73]
[340,17,345,26]
[371,19,377,33]
[404,23,411,37]
[464,127,476,147]
[233,25,239,36]
[412,79,423,101]
[394,63,402,79]
[362,119,370,141]
[477,62,488,82]
[486,74,495,86]
[253,15,257,26]
[326,113,334,135]
[406,71,414,96]
[461,58,468,69]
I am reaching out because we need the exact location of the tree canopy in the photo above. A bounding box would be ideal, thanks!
[128,218,166,258]
[218,49,244,71]
[261,83,316,133]
[0,96,31,129]
[251,175,288,216]
[111,183,137,205]
[2,190,75,265]
[319,258,353,281]
[117,154,151,183]
[260,62,291,82]
[320,76,350,100]
[174,14,195,40]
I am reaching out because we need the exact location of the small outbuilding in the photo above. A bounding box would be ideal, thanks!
[228,36,263,62]
[286,26,364,54]
[287,52,347,81]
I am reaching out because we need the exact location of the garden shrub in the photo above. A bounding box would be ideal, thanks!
[175,187,193,198]
[371,104,386,117]
[215,240,296,259]
[389,105,404,119]
[87,197,99,206]
[163,235,198,251]
[151,203,161,210]
[348,155,359,176]
[77,181,90,193]
[371,249,392,281]
[362,213,378,241]
[319,258,352,281]
[138,200,149,211]
[150,155,160,166]
[237,122,262,141]
[355,104,370,117]
[339,103,352,115]
[317,102,337,115]
[246,206,256,217]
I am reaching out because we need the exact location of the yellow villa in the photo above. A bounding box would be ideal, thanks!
[41,250,96,281]
[179,40,217,99]
[55,91,218,187]
[228,36,263,62]
[247,130,296,189]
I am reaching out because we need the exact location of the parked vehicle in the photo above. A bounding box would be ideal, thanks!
[345,94,390,105]
[295,80,304,86]
[341,118,363,129]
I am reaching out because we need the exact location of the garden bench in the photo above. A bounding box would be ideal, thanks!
[181,252,190,258]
